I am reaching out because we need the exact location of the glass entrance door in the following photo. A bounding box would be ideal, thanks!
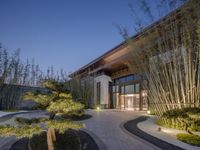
[125,96,133,110]
[120,94,140,110]
[133,94,140,110]
[111,78,144,110]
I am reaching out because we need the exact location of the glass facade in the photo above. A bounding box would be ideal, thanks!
[114,74,141,84]
[110,74,147,110]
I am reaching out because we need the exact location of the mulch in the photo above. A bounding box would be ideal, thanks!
[10,130,99,150]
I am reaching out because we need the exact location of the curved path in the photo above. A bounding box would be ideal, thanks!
[124,116,184,150]
[0,110,47,150]
[0,110,45,123]
[0,112,29,123]
[80,110,160,150]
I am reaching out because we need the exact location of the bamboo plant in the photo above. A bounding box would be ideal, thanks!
[127,0,200,115]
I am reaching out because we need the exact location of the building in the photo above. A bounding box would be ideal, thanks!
[70,40,148,110]
[70,1,199,111]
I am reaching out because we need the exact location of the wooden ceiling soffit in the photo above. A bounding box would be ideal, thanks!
[111,68,131,79]
[103,46,129,63]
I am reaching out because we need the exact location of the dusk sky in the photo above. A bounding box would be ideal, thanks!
[0,0,184,74]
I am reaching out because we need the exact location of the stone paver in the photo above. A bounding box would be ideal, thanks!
[80,110,160,150]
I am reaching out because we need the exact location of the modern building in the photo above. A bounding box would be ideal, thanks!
[70,1,198,111]
[70,39,148,110]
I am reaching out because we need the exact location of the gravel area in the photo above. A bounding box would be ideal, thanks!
[0,110,49,126]
[0,110,49,150]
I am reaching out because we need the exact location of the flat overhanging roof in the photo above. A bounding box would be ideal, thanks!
[69,2,187,77]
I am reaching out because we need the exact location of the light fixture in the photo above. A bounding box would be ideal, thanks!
[147,110,151,114]
[97,106,100,111]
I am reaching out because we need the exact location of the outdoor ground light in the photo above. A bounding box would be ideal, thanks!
[97,106,100,111]
[147,110,151,114]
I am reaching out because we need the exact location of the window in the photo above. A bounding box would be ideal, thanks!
[134,75,141,80]
[112,94,116,108]
[125,85,134,94]
[114,74,140,84]
[135,84,140,93]
[112,86,115,93]
[97,82,101,104]
[112,85,119,93]
[116,85,119,93]
[126,75,134,82]
[120,86,125,94]
[119,77,126,83]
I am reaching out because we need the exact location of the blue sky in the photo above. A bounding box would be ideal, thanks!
[0,0,185,74]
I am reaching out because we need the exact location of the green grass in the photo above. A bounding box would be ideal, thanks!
[177,133,200,147]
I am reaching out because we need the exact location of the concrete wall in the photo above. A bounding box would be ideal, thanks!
[94,75,112,108]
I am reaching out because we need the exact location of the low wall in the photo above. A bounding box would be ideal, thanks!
[0,84,48,110]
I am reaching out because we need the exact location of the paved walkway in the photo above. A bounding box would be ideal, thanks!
[124,116,184,150]
[81,110,160,150]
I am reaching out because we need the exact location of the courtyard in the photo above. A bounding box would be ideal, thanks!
[0,0,200,149]
[80,110,158,150]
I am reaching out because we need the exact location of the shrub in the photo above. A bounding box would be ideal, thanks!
[156,117,186,130]
[15,117,48,125]
[61,113,92,121]
[0,125,42,138]
[24,80,85,120]
[55,129,81,150]
[29,132,48,150]
[157,107,200,132]
[190,120,200,131]
[46,120,83,133]
[46,93,85,118]
[162,109,188,118]
[61,109,84,119]
[177,133,200,147]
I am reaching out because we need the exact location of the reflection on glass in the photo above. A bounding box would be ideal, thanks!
[120,95,125,109]
[112,86,115,93]
[126,75,134,82]
[135,84,140,93]
[134,75,141,80]
[116,93,120,108]
[125,85,134,94]
[112,94,116,108]
[120,86,124,94]
[116,85,119,93]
